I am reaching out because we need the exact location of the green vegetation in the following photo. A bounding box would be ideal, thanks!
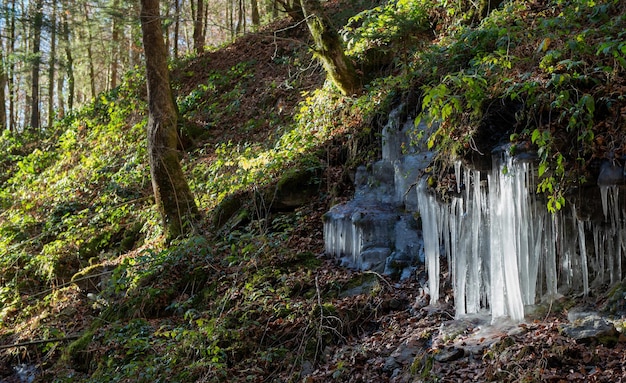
[1,0,625,381]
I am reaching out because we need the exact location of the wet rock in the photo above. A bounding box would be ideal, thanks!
[339,273,379,298]
[360,247,391,272]
[324,105,433,277]
[561,313,620,346]
[434,347,465,362]
[383,335,424,373]
[597,160,625,186]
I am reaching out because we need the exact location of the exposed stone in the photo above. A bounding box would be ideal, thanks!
[434,347,465,362]
[597,160,625,186]
[71,264,112,294]
[561,313,620,346]
[270,166,322,210]
[359,247,391,273]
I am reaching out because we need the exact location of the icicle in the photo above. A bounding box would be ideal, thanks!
[418,179,441,305]
[576,209,589,297]
[466,170,483,314]
[544,215,558,299]
[600,186,609,219]
[454,161,462,194]
[610,187,622,281]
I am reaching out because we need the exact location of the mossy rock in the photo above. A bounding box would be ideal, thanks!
[211,190,251,231]
[61,328,97,373]
[71,263,112,294]
[339,272,380,298]
[264,166,322,211]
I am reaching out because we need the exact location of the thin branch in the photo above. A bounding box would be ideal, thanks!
[0,335,82,350]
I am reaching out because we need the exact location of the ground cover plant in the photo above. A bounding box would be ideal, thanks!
[0,0,625,382]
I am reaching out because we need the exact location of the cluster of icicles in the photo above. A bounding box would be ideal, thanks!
[419,152,626,321]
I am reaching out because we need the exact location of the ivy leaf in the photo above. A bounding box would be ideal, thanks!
[538,162,547,177]
[531,129,541,144]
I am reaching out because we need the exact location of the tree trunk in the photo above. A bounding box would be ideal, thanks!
[140,0,199,241]
[83,3,97,100]
[300,0,360,95]
[251,0,260,29]
[0,49,6,131]
[235,0,244,35]
[193,0,204,53]
[47,2,57,128]
[62,3,74,113]
[478,0,504,19]
[29,0,44,131]
[275,0,304,21]
[110,0,120,90]
[7,0,16,132]
[173,0,181,58]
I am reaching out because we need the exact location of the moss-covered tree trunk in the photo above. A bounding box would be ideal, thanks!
[140,0,199,241]
[300,0,361,96]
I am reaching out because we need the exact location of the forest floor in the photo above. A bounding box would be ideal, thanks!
[166,10,626,382]
[172,8,626,382]
[1,1,626,382]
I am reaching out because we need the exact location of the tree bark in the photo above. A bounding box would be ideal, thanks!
[235,0,244,35]
[140,0,199,241]
[300,0,360,95]
[193,0,205,53]
[29,0,44,131]
[275,0,304,21]
[0,49,6,131]
[251,0,260,29]
[83,3,97,100]
[62,2,75,113]
[7,0,16,132]
[47,2,57,128]
[110,0,120,90]
[173,0,181,58]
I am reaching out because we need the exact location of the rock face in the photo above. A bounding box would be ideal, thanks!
[561,312,620,346]
[323,105,433,277]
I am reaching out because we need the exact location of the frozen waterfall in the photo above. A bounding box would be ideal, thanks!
[323,105,626,322]
[418,152,626,322]
[323,106,433,277]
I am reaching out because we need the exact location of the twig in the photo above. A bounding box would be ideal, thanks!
[363,270,394,291]
[0,335,82,350]
[29,270,115,299]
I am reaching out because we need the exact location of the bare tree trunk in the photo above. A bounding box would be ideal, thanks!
[300,0,360,95]
[173,0,181,58]
[83,3,97,100]
[140,0,199,241]
[235,0,244,35]
[57,76,65,119]
[193,0,204,53]
[251,0,260,29]
[110,0,120,90]
[275,0,304,21]
[0,49,6,131]
[29,0,44,131]
[7,0,16,132]
[47,2,57,128]
[228,0,234,40]
[62,3,74,113]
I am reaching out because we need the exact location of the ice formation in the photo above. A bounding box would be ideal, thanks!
[324,105,626,321]
[323,106,432,276]
[418,152,626,322]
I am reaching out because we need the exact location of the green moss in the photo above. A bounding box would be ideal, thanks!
[61,327,97,373]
